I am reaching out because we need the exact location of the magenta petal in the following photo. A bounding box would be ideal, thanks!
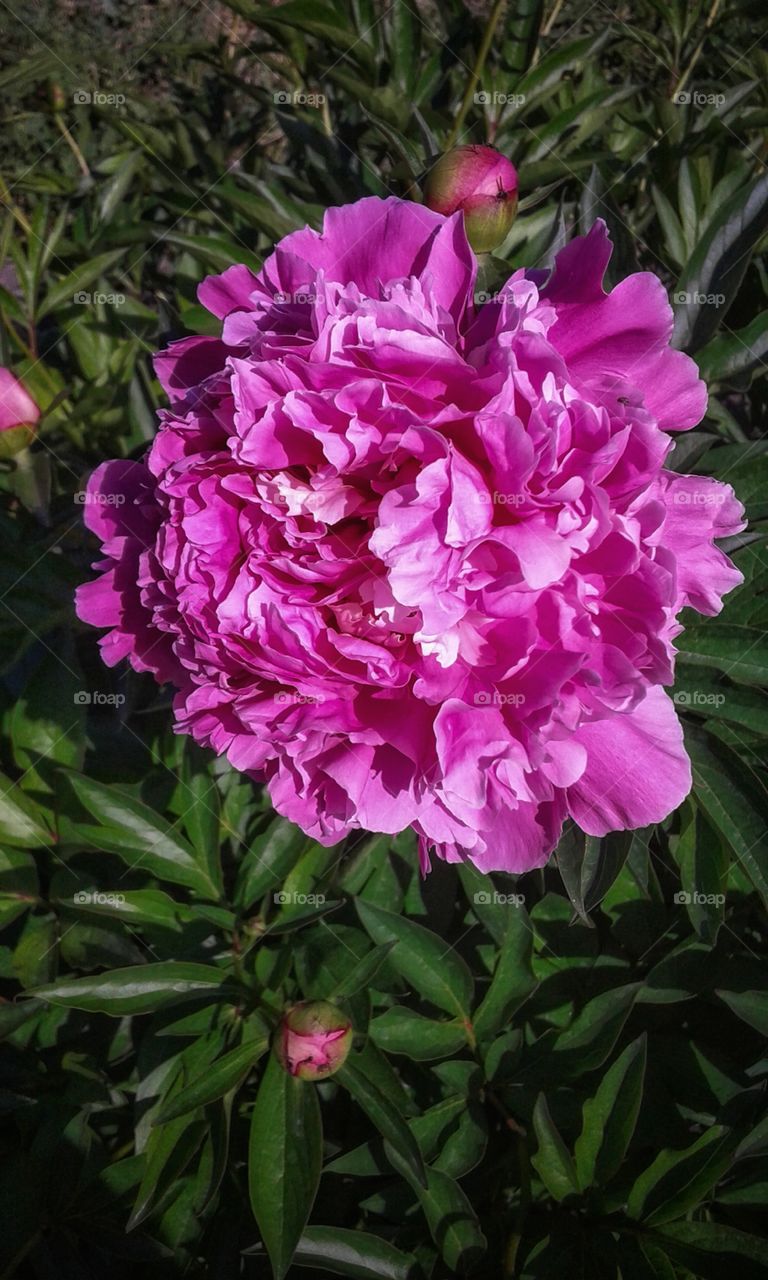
[566,687,692,835]
[543,220,707,430]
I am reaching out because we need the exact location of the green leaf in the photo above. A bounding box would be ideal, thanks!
[180,756,223,897]
[12,913,58,988]
[385,1144,487,1273]
[574,1034,647,1189]
[63,772,218,897]
[369,1007,467,1060]
[154,1034,270,1124]
[673,170,768,351]
[697,310,768,383]
[472,904,537,1039]
[10,648,86,781]
[336,1057,426,1189]
[356,900,474,1019]
[128,1110,208,1229]
[236,817,309,909]
[37,249,127,319]
[627,1126,735,1225]
[720,455,768,522]
[28,961,226,1015]
[551,984,641,1076]
[675,624,768,684]
[0,772,51,848]
[716,989,768,1036]
[0,848,38,929]
[673,804,727,943]
[248,1052,322,1280]
[650,1221,768,1280]
[291,1226,417,1278]
[556,825,634,924]
[329,942,395,998]
[60,887,186,932]
[685,724,768,906]
[531,1094,580,1201]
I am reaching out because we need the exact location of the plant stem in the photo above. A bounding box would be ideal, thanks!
[445,0,508,150]
[672,0,722,98]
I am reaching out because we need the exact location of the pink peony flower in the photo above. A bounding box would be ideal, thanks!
[274,1001,353,1080]
[76,198,744,874]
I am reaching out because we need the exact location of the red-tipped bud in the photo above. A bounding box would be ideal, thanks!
[0,368,40,459]
[274,1001,353,1081]
[423,145,518,253]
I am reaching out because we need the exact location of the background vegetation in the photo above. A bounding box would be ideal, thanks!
[1,1,767,1276]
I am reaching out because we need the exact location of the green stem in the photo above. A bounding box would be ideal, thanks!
[445,0,508,149]
[672,0,722,98]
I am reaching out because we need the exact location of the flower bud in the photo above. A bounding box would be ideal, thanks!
[422,145,518,254]
[274,1000,353,1081]
[0,368,40,460]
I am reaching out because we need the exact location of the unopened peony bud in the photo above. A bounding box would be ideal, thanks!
[274,1001,352,1081]
[423,145,518,254]
[0,368,40,460]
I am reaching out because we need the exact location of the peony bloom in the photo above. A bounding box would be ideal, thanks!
[76,198,744,874]
[423,145,518,253]
[274,1002,353,1080]
[0,367,40,458]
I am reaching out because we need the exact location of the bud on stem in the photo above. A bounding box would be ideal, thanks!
[422,145,518,254]
[274,1000,353,1081]
[0,368,40,460]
